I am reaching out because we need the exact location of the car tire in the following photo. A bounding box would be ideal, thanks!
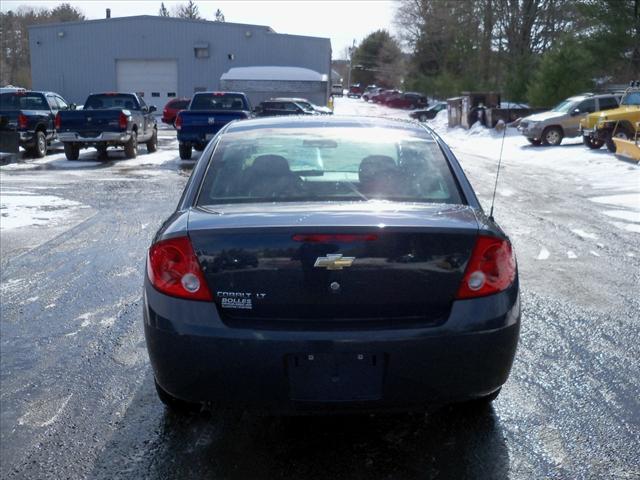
[146,128,158,153]
[583,135,603,149]
[419,114,429,122]
[154,379,201,414]
[96,145,108,159]
[124,130,137,159]
[458,388,502,411]
[542,126,563,146]
[63,143,80,161]
[179,143,192,160]
[33,131,47,158]
[606,128,632,153]
[526,138,542,146]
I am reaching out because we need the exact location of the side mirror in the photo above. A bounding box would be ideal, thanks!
[149,105,157,113]
[69,103,76,110]
[571,108,581,116]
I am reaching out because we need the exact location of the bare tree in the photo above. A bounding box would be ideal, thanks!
[214,8,225,22]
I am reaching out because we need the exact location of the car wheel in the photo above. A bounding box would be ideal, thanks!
[63,143,80,161]
[419,114,429,122]
[96,145,108,159]
[33,131,47,158]
[147,128,158,153]
[155,379,201,414]
[606,128,632,153]
[124,130,137,159]
[542,126,563,146]
[583,135,603,149]
[179,143,192,160]
[526,138,542,146]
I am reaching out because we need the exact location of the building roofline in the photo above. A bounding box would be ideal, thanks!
[27,14,274,32]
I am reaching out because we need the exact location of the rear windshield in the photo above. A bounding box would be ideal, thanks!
[190,93,248,111]
[197,126,463,206]
[84,94,139,110]
[0,92,47,110]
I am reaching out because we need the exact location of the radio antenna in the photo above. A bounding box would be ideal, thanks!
[489,121,507,221]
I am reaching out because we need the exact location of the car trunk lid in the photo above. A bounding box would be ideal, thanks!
[188,202,479,329]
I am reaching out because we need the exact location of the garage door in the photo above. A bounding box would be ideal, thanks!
[116,59,178,112]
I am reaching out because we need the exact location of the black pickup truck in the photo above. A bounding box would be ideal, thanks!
[0,89,71,157]
[56,92,157,160]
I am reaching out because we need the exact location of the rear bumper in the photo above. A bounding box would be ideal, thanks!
[58,131,131,143]
[518,124,543,138]
[177,131,214,145]
[143,278,521,412]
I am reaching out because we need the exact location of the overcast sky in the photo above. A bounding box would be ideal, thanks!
[0,0,398,57]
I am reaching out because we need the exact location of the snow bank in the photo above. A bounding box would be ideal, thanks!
[0,190,88,230]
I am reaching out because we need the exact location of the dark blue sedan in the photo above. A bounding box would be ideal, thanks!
[143,116,520,414]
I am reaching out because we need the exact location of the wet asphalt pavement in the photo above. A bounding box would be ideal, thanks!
[1,104,639,479]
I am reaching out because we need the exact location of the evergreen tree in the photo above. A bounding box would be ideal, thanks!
[175,1,201,20]
[527,38,594,107]
[351,30,403,87]
[159,2,170,17]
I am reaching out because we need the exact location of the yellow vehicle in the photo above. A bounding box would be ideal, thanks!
[580,83,640,152]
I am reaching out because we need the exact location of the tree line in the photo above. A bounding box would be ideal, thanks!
[351,0,638,106]
[0,2,225,88]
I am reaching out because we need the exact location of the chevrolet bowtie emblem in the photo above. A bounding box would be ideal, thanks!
[314,254,355,270]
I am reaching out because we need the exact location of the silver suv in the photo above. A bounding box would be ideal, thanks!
[518,93,620,146]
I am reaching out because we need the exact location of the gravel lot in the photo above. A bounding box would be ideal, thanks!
[1,97,638,479]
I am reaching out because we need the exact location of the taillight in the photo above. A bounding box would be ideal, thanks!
[175,113,182,130]
[456,235,516,299]
[18,113,28,129]
[118,112,128,130]
[54,112,61,129]
[147,236,212,301]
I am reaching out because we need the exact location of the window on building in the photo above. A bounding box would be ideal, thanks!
[151,92,160,97]
[194,87,207,93]
[136,91,144,97]
[167,92,176,98]
[194,47,209,58]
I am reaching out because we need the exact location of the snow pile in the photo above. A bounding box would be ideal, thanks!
[0,190,88,230]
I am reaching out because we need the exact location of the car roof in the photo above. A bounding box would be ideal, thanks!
[225,115,430,136]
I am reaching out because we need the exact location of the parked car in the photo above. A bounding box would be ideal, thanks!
[56,92,157,160]
[362,87,383,102]
[331,84,344,97]
[580,85,639,152]
[518,93,620,146]
[161,98,190,127]
[411,102,448,122]
[0,89,71,157]
[144,115,521,414]
[176,91,252,160]
[371,89,401,104]
[254,99,318,118]
[347,84,363,98]
[385,92,428,109]
[268,97,332,115]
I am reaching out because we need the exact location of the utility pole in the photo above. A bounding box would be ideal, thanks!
[346,39,355,89]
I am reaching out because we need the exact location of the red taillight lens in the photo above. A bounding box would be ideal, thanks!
[54,112,61,129]
[118,112,128,130]
[18,113,28,129]
[147,236,212,301]
[456,235,516,299]
[292,234,378,243]
[175,113,183,130]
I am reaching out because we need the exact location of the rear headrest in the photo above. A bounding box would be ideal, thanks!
[249,155,291,176]
[359,155,397,182]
